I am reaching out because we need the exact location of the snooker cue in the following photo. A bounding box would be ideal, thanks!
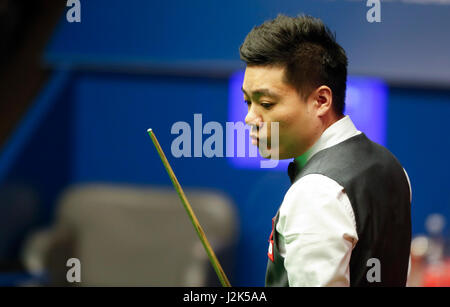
[147,128,232,287]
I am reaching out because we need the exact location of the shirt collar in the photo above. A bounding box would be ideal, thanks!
[294,115,361,169]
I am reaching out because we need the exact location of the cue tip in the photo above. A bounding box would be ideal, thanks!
[147,128,152,133]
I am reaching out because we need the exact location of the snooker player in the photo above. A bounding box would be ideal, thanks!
[239,14,412,286]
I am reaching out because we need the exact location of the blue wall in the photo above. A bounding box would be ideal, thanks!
[1,0,450,285]
[0,71,73,262]
[388,87,450,236]
[45,0,450,85]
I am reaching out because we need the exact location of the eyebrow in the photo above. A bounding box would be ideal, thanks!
[241,87,281,100]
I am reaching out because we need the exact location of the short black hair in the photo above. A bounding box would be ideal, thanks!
[239,14,348,115]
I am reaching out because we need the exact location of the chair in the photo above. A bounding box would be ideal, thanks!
[22,183,238,286]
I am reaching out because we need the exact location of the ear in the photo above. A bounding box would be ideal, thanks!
[313,86,333,117]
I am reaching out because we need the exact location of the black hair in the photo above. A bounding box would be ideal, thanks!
[239,14,348,115]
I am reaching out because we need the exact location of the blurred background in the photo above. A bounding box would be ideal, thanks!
[0,0,450,286]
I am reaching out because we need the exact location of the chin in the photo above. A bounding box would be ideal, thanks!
[258,146,286,160]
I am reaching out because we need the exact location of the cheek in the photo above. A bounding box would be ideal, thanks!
[277,112,301,136]
[266,117,297,149]
[264,104,304,139]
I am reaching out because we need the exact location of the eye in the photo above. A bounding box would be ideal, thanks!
[261,102,273,109]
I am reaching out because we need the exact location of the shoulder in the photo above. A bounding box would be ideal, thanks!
[284,173,345,204]
[279,174,357,237]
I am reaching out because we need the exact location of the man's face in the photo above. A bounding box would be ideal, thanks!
[242,65,321,160]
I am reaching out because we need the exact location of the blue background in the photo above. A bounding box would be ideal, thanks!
[1,0,450,286]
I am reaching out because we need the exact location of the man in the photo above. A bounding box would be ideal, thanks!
[239,14,412,286]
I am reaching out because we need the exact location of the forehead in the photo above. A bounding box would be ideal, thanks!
[242,65,292,95]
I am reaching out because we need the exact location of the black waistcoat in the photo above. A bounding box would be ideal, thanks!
[265,133,411,287]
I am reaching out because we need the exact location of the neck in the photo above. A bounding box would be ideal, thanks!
[322,112,345,132]
[294,113,345,168]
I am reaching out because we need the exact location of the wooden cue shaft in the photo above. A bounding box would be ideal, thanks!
[147,128,231,287]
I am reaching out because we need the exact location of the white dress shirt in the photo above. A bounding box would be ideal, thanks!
[275,115,412,286]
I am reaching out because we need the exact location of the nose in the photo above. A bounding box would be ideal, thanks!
[245,105,262,130]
